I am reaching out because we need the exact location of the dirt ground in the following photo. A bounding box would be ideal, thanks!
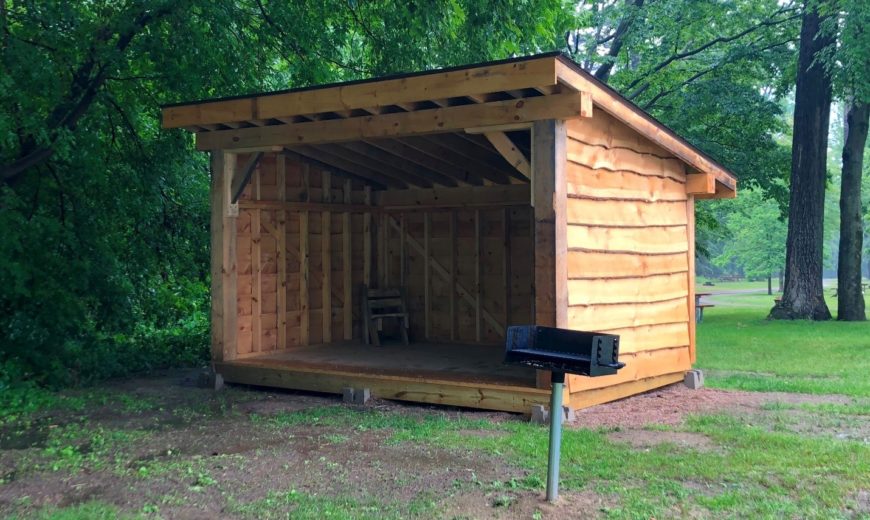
[0,369,864,519]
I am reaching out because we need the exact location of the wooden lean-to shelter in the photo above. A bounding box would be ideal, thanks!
[161,53,736,413]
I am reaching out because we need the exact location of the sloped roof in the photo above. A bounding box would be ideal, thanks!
[161,52,736,195]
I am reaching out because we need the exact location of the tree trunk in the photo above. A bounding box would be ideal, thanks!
[837,101,868,321]
[769,3,834,320]
[594,0,645,82]
[778,270,784,293]
[768,275,773,296]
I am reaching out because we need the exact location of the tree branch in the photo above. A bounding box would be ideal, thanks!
[623,9,800,92]
[594,0,645,82]
[1,1,184,185]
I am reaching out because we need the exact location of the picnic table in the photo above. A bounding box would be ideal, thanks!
[695,292,714,323]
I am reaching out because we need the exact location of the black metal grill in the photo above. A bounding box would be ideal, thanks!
[504,325,624,377]
[503,324,626,503]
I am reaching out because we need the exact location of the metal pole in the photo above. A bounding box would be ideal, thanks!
[546,371,565,502]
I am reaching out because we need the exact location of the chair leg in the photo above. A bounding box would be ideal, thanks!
[400,319,409,345]
[370,318,381,346]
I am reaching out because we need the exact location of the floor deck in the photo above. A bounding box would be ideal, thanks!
[216,341,549,412]
[239,341,537,387]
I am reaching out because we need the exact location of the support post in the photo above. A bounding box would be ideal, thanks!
[532,120,568,389]
[210,151,239,363]
[546,371,565,503]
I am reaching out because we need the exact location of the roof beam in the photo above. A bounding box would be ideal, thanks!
[686,172,715,195]
[483,132,531,180]
[414,134,516,184]
[337,141,459,187]
[289,146,410,189]
[164,56,558,129]
[364,139,483,187]
[313,143,436,188]
[194,93,590,151]
[280,150,387,190]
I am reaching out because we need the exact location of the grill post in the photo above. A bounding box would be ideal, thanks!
[546,370,566,502]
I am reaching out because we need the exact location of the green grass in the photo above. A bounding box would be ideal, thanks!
[696,292,870,396]
[696,277,771,292]
[242,402,870,519]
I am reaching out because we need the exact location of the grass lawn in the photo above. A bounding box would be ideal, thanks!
[2,293,868,519]
[696,292,870,397]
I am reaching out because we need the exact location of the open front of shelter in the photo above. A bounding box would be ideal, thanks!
[161,52,737,413]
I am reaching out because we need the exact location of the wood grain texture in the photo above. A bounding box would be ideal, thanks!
[567,224,689,255]
[568,272,689,306]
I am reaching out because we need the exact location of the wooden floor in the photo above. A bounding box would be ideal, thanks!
[244,341,536,386]
[215,341,550,413]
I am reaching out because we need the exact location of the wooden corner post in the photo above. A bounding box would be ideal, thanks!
[211,151,239,364]
[532,120,568,389]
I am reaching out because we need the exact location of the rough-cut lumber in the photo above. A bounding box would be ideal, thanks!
[165,56,559,129]
[686,172,715,195]
[299,166,310,346]
[566,198,688,227]
[568,346,691,392]
[483,132,531,179]
[277,156,287,351]
[568,272,689,306]
[568,372,685,410]
[556,58,736,195]
[567,162,686,202]
[195,93,590,151]
[343,179,353,340]
[210,151,238,362]
[336,141,457,187]
[231,152,264,203]
[567,224,689,255]
[594,322,690,353]
[568,297,690,331]
[532,119,568,388]
[375,184,529,209]
[567,138,687,181]
[214,361,551,413]
[322,172,332,343]
[686,197,697,362]
[567,250,689,279]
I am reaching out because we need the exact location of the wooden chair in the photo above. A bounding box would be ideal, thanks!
[361,286,410,346]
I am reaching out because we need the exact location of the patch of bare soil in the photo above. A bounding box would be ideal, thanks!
[607,430,717,451]
[438,489,614,519]
[0,369,532,519]
[572,383,853,429]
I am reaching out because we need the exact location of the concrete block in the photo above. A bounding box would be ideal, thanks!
[342,387,355,403]
[684,369,704,389]
[212,372,224,391]
[563,406,576,423]
[353,388,371,405]
[530,404,548,424]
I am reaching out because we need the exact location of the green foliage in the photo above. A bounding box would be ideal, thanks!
[567,0,797,204]
[0,1,569,387]
[713,189,787,279]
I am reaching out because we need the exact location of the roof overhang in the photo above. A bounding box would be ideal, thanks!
[161,52,736,199]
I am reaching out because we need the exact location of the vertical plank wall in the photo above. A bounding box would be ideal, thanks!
[232,152,535,357]
[234,154,368,358]
[384,207,534,345]
[565,111,693,396]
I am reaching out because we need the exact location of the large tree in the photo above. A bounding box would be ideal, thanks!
[838,102,869,320]
[769,0,835,320]
[831,0,870,321]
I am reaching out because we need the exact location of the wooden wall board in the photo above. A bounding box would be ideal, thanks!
[568,346,691,392]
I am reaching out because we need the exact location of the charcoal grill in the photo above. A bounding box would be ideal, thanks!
[504,325,625,502]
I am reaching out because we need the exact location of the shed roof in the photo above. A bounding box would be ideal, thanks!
[162,52,736,196]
